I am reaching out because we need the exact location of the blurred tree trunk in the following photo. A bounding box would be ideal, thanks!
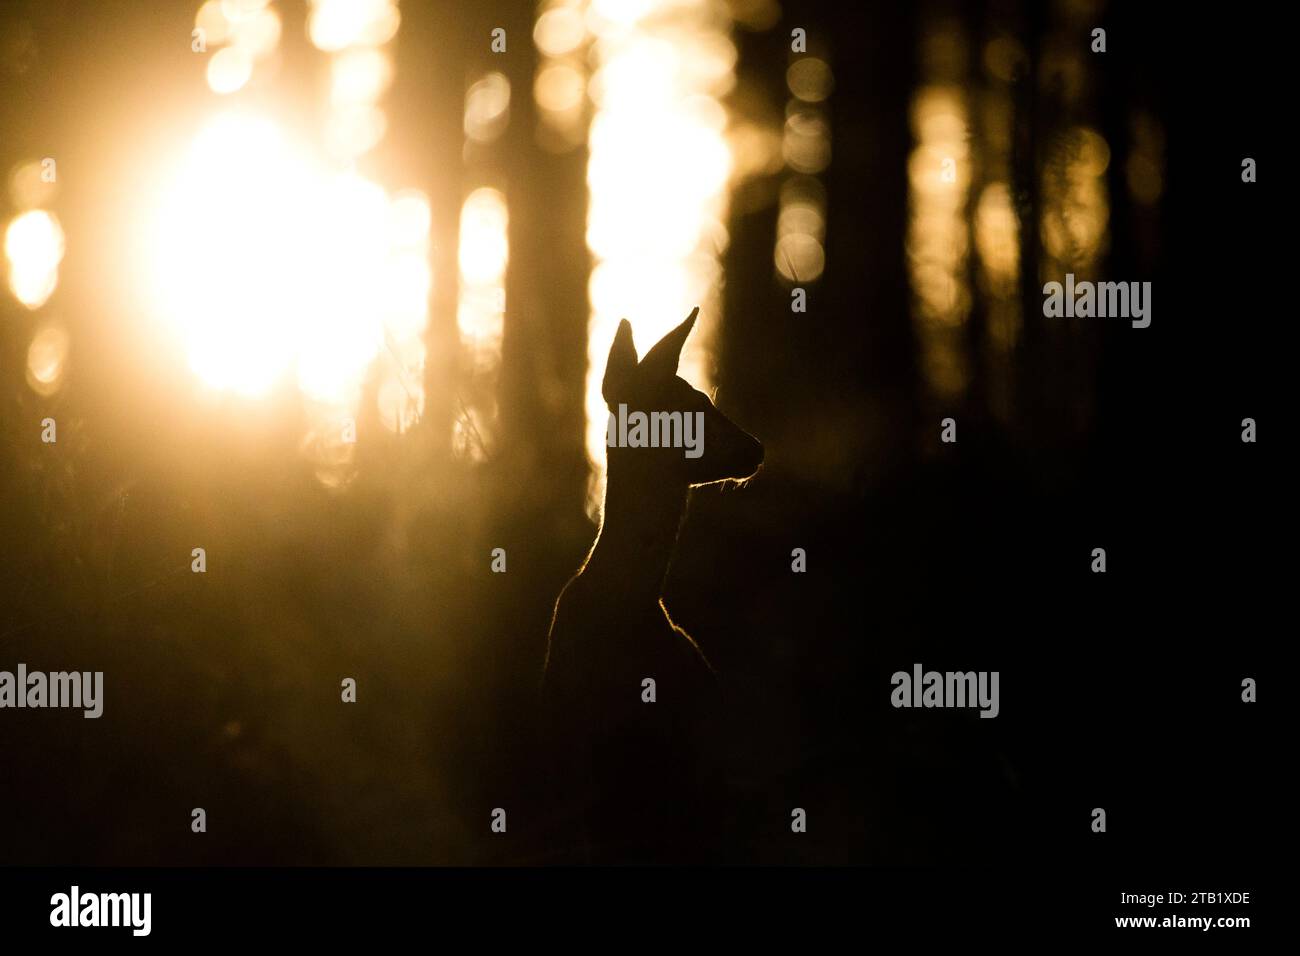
[1011,0,1045,446]
[495,4,592,515]
[397,0,471,459]
[958,2,989,433]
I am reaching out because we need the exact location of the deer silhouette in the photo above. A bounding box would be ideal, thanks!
[540,307,763,862]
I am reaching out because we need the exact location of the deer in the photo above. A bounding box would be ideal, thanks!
[539,307,764,862]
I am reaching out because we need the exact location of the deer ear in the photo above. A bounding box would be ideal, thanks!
[602,319,638,403]
[640,307,698,378]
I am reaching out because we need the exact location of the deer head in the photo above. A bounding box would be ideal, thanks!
[601,308,764,487]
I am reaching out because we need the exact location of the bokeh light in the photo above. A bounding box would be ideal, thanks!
[26,323,70,396]
[198,0,281,94]
[464,72,511,145]
[207,45,253,94]
[907,82,971,398]
[1041,125,1110,271]
[5,209,65,309]
[456,187,508,372]
[534,62,585,114]
[533,1,590,151]
[8,159,58,210]
[534,5,586,56]
[773,49,831,287]
[330,47,393,107]
[786,57,833,103]
[975,182,1020,292]
[454,187,508,460]
[307,0,400,52]
[775,175,826,283]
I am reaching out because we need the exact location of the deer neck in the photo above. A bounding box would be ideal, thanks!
[584,457,689,608]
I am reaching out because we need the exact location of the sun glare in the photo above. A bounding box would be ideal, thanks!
[147,112,430,412]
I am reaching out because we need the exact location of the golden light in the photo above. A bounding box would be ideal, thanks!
[786,57,833,103]
[1041,125,1110,269]
[377,374,422,434]
[307,0,400,52]
[230,5,281,58]
[534,62,585,114]
[9,159,58,210]
[907,82,971,397]
[143,0,422,486]
[316,5,394,162]
[730,0,780,31]
[464,72,511,144]
[775,176,826,283]
[196,1,233,46]
[148,113,309,397]
[384,252,432,338]
[583,0,736,509]
[224,0,271,14]
[377,188,432,436]
[533,2,590,151]
[300,405,357,489]
[458,187,509,287]
[455,186,508,458]
[782,103,831,175]
[5,209,65,309]
[974,181,1022,355]
[774,46,831,287]
[774,233,823,283]
[388,190,431,249]
[330,47,393,107]
[589,0,657,29]
[727,122,783,183]
[145,112,430,411]
[197,0,280,94]
[975,182,1019,290]
[325,103,388,159]
[534,6,586,57]
[26,324,70,396]
[207,45,253,94]
[983,35,1026,83]
[294,171,391,404]
[456,186,508,366]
